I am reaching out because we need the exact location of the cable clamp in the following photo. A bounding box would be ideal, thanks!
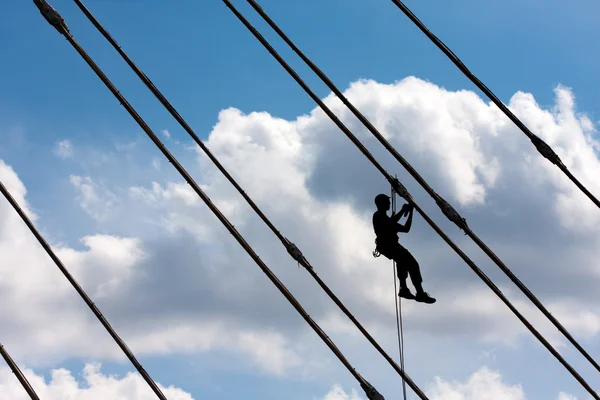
[284,237,308,269]
[33,0,70,34]
[434,193,469,233]
[531,135,562,167]
[361,381,385,400]
[390,177,413,203]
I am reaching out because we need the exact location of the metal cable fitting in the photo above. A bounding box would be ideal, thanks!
[434,193,469,233]
[33,0,69,34]
[531,135,563,167]
[390,177,413,203]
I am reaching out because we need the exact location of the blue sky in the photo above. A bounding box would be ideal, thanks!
[3,0,600,233]
[1,0,600,399]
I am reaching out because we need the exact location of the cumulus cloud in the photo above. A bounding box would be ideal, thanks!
[318,384,364,400]
[53,139,73,159]
[0,162,306,374]
[1,77,600,398]
[319,368,581,400]
[429,367,524,400]
[428,367,583,400]
[557,393,578,400]
[69,175,120,222]
[0,160,35,231]
[152,157,162,171]
[0,363,194,400]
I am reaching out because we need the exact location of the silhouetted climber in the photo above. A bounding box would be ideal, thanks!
[373,194,436,304]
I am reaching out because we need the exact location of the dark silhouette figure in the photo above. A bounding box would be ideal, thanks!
[373,194,435,304]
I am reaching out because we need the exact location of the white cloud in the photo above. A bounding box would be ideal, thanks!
[429,367,524,400]
[557,392,579,400]
[53,140,73,159]
[0,160,35,229]
[0,363,194,400]
[428,368,585,400]
[318,384,364,400]
[152,157,161,171]
[2,77,600,397]
[318,368,584,400]
[162,129,171,139]
[69,175,120,222]
[1,163,306,374]
[55,234,145,298]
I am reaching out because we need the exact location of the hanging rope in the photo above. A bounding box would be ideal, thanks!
[242,0,600,378]
[0,343,40,400]
[390,185,407,400]
[387,0,600,211]
[67,1,428,398]
[398,290,407,400]
[221,3,600,397]
[33,2,386,399]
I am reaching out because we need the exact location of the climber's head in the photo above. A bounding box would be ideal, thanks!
[374,194,390,210]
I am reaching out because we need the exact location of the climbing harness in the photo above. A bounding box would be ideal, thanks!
[372,238,381,258]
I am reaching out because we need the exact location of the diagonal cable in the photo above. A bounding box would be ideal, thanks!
[243,0,600,376]
[0,181,169,400]
[387,0,600,210]
[68,0,428,397]
[0,344,40,400]
[219,2,600,397]
[32,2,386,399]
